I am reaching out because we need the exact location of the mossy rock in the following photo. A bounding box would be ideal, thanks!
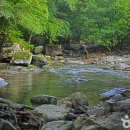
[11,51,32,66]
[32,54,48,67]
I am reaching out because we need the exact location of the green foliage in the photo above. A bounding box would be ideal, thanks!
[0,0,77,48]
[1,0,130,49]
[12,51,31,60]
[81,0,130,48]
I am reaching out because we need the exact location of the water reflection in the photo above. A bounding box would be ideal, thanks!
[0,64,130,105]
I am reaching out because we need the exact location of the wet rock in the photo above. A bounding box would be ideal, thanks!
[32,54,48,67]
[41,120,73,130]
[11,51,32,66]
[99,88,126,101]
[32,105,68,122]
[0,78,8,87]
[30,95,57,107]
[0,119,17,130]
[58,92,88,114]
[33,46,44,54]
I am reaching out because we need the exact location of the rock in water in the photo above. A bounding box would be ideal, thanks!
[30,95,57,107]
[32,54,48,67]
[0,78,8,87]
[99,88,127,100]
[32,105,68,122]
[11,51,32,66]
[41,120,73,130]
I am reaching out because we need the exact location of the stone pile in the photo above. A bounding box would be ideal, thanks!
[0,89,130,130]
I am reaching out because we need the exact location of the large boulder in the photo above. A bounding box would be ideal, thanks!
[30,95,57,107]
[32,105,68,122]
[41,120,73,130]
[58,92,89,114]
[0,78,8,87]
[32,54,48,67]
[11,51,32,66]
[0,119,17,130]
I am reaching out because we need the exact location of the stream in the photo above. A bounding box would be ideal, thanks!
[0,60,130,105]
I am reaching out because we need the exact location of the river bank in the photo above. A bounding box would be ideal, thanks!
[0,88,130,130]
[1,53,130,103]
[0,53,130,129]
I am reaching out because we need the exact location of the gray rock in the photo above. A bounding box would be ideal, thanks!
[0,119,17,130]
[33,46,44,54]
[95,55,130,71]
[73,117,95,130]
[0,78,8,87]
[87,106,105,117]
[32,105,68,121]
[30,95,57,107]
[112,98,130,112]
[103,98,130,112]
[90,112,126,130]
[99,88,127,101]
[41,120,73,130]
[58,92,88,114]
[11,51,32,66]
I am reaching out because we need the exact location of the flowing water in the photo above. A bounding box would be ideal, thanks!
[0,61,130,105]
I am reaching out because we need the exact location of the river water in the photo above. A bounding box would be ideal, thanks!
[0,61,130,105]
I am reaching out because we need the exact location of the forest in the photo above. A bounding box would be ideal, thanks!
[1,0,130,49]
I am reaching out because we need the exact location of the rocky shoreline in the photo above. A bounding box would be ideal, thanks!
[88,54,130,71]
[0,88,130,130]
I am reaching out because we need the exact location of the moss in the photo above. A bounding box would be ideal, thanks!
[12,51,31,60]
[33,54,47,62]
